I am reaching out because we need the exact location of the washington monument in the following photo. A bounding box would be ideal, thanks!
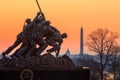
[80,27,83,55]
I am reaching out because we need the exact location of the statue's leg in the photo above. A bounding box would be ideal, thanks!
[16,45,30,57]
[25,45,36,58]
[35,38,48,56]
[15,38,30,57]
[47,44,60,57]
[11,44,24,57]
[47,44,60,53]
[56,48,60,58]
[2,39,21,56]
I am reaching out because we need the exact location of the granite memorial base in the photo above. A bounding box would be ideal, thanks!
[0,67,90,80]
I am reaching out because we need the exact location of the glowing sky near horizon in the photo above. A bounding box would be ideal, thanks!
[0,0,120,54]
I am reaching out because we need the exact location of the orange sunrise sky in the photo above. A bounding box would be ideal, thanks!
[0,0,120,54]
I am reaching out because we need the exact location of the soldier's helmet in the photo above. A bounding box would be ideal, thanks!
[45,20,51,26]
[61,33,67,38]
[25,18,31,24]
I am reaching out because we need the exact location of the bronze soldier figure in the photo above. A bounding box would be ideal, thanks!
[2,12,40,58]
[46,26,67,57]
[25,20,55,57]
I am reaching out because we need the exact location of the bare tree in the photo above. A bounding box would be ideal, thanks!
[86,28,119,80]
[109,45,120,80]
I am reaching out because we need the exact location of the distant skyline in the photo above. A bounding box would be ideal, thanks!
[0,0,120,54]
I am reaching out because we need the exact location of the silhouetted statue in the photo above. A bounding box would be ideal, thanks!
[2,12,40,57]
[46,26,67,57]
[25,20,55,57]
[2,19,32,57]
[2,0,68,59]
[0,0,72,69]
[2,10,67,59]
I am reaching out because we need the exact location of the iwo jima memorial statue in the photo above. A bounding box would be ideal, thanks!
[0,0,90,80]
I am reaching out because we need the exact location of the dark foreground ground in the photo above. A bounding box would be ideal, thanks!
[0,67,90,80]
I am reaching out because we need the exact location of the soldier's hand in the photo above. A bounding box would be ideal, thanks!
[37,12,40,16]
[41,12,44,16]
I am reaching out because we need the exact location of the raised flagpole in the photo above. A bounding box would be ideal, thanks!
[36,0,42,13]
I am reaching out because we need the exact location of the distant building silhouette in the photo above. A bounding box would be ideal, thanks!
[80,27,84,56]
[65,48,71,56]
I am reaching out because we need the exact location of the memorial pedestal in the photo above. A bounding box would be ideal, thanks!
[0,67,90,80]
[0,54,90,80]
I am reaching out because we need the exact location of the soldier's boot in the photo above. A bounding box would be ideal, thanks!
[56,53,59,58]
[2,52,6,58]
